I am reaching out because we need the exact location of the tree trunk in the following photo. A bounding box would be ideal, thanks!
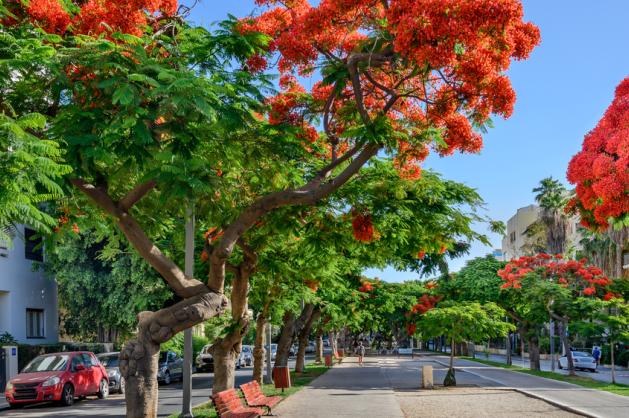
[252,312,267,384]
[295,308,320,373]
[444,338,456,386]
[211,266,252,392]
[329,330,338,356]
[528,335,541,371]
[557,320,575,375]
[275,304,315,368]
[506,333,512,366]
[315,329,323,363]
[120,292,226,418]
[274,311,296,368]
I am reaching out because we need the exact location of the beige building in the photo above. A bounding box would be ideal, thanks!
[501,204,541,260]
[501,204,583,261]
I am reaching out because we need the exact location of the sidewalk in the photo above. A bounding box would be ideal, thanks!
[427,354,629,418]
[275,356,587,418]
[274,357,405,418]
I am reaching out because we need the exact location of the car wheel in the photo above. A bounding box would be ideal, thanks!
[98,379,109,399]
[60,383,75,406]
[163,371,171,385]
[119,377,126,394]
[558,362,563,369]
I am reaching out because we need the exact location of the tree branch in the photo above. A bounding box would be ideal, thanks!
[70,178,210,299]
[118,180,157,211]
[208,143,380,292]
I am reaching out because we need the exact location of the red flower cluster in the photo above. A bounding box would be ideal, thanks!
[8,0,178,36]
[204,227,224,244]
[498,254,616,298]
[406,323,417,336]
[358,281,374,293]
[567,77,629,229]
[410,294,441,314]
[304,279,319,291]
[352,212,374,242]
[240,0,539,178]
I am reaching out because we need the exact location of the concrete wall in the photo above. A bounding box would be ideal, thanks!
[0,225,58,344]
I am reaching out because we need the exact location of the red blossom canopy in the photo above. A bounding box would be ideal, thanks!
[498,253,617,300]
[240,0,540,176]
[3,0,178,35]
[567,77,629,230]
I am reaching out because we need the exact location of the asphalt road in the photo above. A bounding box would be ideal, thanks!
[1,359,300,418]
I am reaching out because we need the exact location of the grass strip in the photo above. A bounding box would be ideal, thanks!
[460,356,629,397]
[167,363,329,418]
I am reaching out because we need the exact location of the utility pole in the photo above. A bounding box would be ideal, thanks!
[182,204,194,418]
[549,319,555,372]
[264,323,273,384]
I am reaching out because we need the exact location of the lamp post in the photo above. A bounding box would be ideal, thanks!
[181,204,194,418]
[264,323,273,384]
[549,319,555,372]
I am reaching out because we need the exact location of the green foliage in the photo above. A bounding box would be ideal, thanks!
[44,230,171,342]
[417,301,514,345]
[440,256,506,303]
[0,332,18,345]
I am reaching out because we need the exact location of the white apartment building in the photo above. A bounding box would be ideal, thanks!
[0,225,58,344]
[501,204,540,260]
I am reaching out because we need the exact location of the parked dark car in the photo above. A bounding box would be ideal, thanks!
[96,352,125,394]
[157,351,183,385]
[4,352,108,408]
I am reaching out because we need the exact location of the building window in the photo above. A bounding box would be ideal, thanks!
[623,251,629,270]
[26,308,45,338]
[24,228,43,262]
[510,231,516,243]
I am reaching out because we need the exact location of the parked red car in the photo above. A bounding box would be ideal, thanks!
[4,351,109,408]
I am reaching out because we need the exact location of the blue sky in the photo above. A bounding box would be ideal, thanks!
[186,1,629,281]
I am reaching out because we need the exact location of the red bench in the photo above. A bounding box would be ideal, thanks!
[212,388,265,418]
[240,380,282,415]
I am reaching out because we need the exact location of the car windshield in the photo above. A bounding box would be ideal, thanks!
[159,352,168,362]
[572,351,590,357]
[242,346,251,353]
[202,346,211,354]
[98,355,119,367]
[22,355,69,373]
[271,344,277,351]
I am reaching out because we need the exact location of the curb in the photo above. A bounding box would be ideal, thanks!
[429,357,598,418]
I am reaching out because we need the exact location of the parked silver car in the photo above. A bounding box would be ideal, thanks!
[240,345,253,367]
[157,351,183,385]
[97,352,125,394]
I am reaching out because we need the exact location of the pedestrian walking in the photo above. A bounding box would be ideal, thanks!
[592,346,601,366]
[358,341,366,366]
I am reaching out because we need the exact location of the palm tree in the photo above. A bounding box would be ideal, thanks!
[532,177,570,254]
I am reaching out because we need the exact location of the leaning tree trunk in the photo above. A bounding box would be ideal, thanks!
[252,309,268,383]
[120,292,227,418]
[274,304,315,368]
[528,335,541,371]
[210,264,253,392]
[295,307,320,373]
[315,329,324,363]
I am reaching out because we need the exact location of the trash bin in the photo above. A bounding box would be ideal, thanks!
[272,366,291,390]
[324,354,332,367]
[338,348,344,358]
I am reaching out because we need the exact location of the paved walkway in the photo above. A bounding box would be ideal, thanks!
[274,357,405,418]
[427,354,629,418]
[275,355,629,418]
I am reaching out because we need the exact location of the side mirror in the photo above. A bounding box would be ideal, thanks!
[75,364,85,371]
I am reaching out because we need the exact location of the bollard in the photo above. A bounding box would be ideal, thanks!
[421,365,433,389]
[324,354,333,367]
